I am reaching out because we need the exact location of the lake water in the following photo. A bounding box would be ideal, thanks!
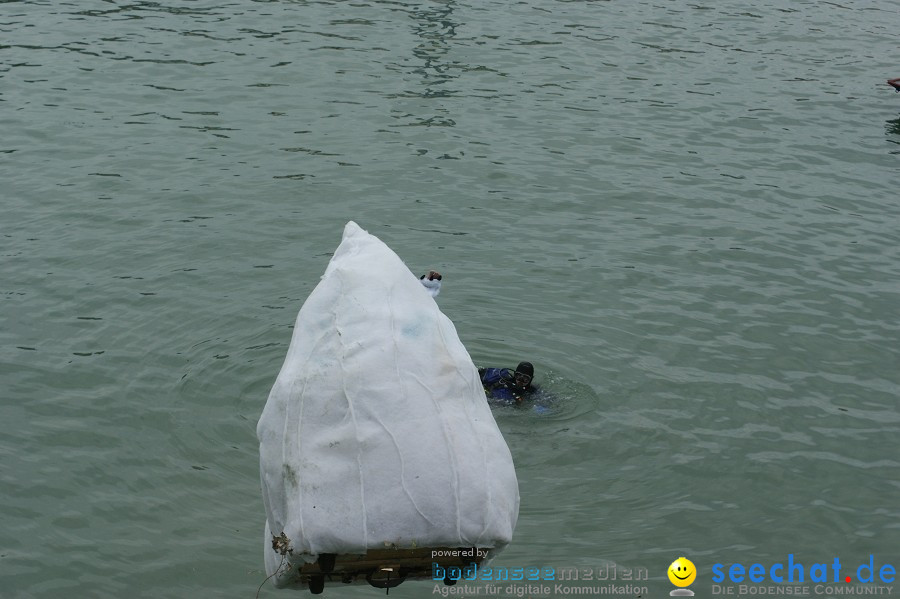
[2,0,899,597]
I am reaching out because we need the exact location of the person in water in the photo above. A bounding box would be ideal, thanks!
[888,78,900,92]
[478,361,536,404]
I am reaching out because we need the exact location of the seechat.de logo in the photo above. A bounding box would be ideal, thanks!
[711,555,896,585]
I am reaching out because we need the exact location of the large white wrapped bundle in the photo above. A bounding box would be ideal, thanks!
[258,222,519,588]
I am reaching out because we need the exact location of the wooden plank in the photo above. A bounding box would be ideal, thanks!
[290,547,488,588]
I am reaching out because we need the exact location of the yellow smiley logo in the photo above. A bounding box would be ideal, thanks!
[668,557,696,587]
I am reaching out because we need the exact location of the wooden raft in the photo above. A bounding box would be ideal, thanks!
[288,546,488,594]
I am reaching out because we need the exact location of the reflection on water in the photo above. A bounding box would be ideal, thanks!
[886,116,900,137]
[408,0,460,96]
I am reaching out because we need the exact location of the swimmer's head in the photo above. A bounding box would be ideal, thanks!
[514,362,534,387]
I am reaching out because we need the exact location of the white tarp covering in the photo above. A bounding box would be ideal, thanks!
[258,222,519,584]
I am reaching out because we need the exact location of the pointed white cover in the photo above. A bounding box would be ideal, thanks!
[258,222,518,582]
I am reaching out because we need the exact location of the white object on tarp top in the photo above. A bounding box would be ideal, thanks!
[420,276,442,297]
[257,221,519,584]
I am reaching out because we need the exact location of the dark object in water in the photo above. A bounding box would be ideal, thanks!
[278,545,488,594]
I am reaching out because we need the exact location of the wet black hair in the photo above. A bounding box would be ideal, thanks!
[515,362,534,377]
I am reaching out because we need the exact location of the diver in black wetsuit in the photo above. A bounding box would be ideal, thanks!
[478,361,536,405]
